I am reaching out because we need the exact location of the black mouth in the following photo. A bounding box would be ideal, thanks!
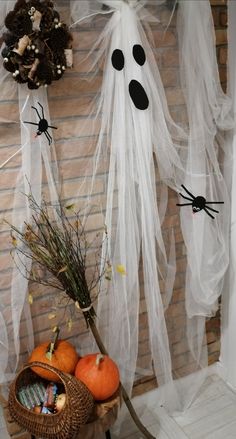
[129,79,149,110]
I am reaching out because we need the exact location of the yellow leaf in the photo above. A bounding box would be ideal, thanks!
[28,293,33,305]
[57,265,68,274]
[75,219,81,228]
[67,318,73,332]
[105,265,112,281]
[30,269,38,281]
[11,235,17,247]
[52,326,58,333]
[75,301,80,310]
[24,231,33,241]
[116,264,126,276]
[65,203,75,211]
[48,313,56,320]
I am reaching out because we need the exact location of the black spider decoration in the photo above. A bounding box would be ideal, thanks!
[176,184,224,219]
[24,102,57,145]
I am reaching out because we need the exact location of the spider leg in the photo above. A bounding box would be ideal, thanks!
[203,207,215,219]
[176,203,193,206]
[23,121,39,126]
[181,184,195,200]
[32,106,41,120]
[37,102,44,119]
[48,125,58,130]
[44,130,52,145]
[205,205,219,214]
[44,131,51,144]
[179,193,193,202]
[47,132,52,144]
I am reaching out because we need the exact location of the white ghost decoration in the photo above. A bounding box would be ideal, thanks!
[78,0,187,410]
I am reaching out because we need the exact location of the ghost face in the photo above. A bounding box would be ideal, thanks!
[111,44,149,110]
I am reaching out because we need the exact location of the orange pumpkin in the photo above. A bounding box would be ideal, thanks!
[75,353,120,401]
[28,333,79,382]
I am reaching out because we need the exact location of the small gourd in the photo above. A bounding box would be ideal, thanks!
[28,328,78,382]
[75,353,120,401]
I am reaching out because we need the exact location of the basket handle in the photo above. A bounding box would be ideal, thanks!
[22,361,72,380]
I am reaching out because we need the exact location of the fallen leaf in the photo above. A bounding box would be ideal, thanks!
[28,293,33,305]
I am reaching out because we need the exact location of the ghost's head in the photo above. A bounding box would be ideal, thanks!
[111,44,149,110]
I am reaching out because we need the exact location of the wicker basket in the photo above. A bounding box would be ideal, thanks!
[8,361,94,439]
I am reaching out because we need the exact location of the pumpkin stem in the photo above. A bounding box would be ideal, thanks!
[46,327,60,357]
[87,317,156,439]
[95,353,104,367]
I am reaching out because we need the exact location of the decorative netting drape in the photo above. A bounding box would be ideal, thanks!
[0,0,233,414]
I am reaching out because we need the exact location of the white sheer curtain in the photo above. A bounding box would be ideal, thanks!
[69,0,233,413]
[220,0,236,388]
[177,1,233,398]
[0,0,233,416]
[0,1,60,386]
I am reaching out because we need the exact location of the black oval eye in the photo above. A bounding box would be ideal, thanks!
[111,49,125,71]
[133,44,146,66]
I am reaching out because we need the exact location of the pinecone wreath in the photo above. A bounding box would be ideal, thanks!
[1,0,73,89]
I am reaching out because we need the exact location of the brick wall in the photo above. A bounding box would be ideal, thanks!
[0,0,228,419]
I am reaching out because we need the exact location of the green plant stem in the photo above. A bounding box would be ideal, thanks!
[87,317,156,439]
[46,327,60,354]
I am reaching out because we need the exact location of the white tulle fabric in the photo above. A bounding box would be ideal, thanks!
[0,0,233,415]
[72,0,189,412]
[177,1,233,393]
[0,2,59,385]
[178,0,233,319]
[70,0,233,413]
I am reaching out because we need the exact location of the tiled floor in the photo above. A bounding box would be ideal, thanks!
[110,374,236,439]
[1,374,236,438]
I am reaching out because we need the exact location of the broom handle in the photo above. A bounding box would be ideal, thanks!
[88,318,156,439]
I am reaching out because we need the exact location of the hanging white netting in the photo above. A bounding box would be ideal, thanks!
[0,0,233,415]
[0,0,60,385]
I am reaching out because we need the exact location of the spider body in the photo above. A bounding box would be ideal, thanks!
[192,196,206,213]
[37,118,49,135]
[176,184,224,219]
[24,102,57,145]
